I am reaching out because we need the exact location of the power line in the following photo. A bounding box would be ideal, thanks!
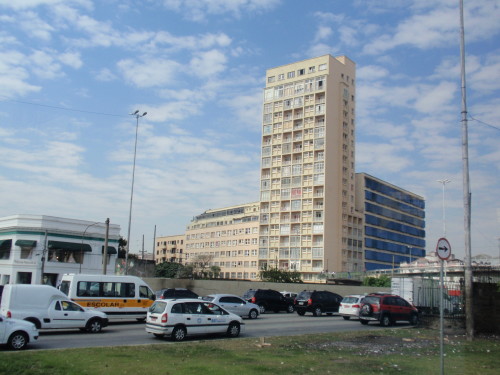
[0,96,128,118]
[468,114,500,132]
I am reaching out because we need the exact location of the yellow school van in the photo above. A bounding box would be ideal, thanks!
[58,274,155,321]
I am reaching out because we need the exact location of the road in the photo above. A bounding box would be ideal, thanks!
[27,313,387,350]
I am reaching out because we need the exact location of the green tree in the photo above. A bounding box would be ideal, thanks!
[362,275,391,287]
[177,263,195,279]
[208,265,221,279]
[155,262,184,278]
[117,237,127,258]
[259,266,302,283]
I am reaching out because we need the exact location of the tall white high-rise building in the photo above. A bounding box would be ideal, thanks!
[258,55,363,282]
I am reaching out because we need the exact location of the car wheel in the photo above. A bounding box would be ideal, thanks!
[153,333,165,338]
[380,314,392,327]
[313,307,322,317]
[249,309,258,319]
[343,316,350,320]
[410,313,419,326]
[171,326,187,341]
[7,331,28,350]
[360,304,373,316]
[286,304,295,313]
[360,319,369,325]
[226,322,240,338]
[296,310,306,316]
[86,318,103,333]
[258,304,266,314]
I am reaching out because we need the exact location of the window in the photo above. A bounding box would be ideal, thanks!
[308,66,315,73]
[287,71,295,79]
[298,68,305,76]
[268,76,275,83]
[278,73,284,81]
[0,239,12,260]
[264,88,273,102]
[319,63,327,71]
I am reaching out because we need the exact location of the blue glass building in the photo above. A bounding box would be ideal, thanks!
[355,173,426,271]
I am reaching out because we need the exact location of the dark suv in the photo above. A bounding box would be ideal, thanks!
[359,293,419,326]
[294,290,343,316]
[155,288,199,300]
[242,289,294,314]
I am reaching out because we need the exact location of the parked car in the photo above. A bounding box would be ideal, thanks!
[1,284,108,333]
[358,293,419,326]
[0,316,39,350]
[294,290,343,316]
[339,294,365,320]
[145,298,244,341]
[202,294,259,319]
[155,288,199,300]
[242,289,294,314]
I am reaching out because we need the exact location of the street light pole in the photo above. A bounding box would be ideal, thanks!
[125,110,147,275]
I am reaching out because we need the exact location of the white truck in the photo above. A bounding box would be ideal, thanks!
[0,284,108,333]
[391,277,463,315]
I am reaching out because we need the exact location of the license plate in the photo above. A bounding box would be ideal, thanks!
[299,302,305,305]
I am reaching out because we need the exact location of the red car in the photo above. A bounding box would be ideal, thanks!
[359,293,419,327]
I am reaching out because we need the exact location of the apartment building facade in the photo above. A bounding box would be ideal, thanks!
[355,173,426,271]
[258,55,363,281]
[155,234,185,264]
[184,202,260,280]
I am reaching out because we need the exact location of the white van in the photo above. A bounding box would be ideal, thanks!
[0,284,108,333]
[58,274,155,321]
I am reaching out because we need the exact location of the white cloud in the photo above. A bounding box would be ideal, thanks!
[117,58,182,88]
[314,26,332,42]
[357,65,389,81]
[161,0,282,21]
[189,49,228,78]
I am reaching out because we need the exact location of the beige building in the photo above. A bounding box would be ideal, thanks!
[155,234,185,264]
[258,55,363,281]
[185,202,260,280]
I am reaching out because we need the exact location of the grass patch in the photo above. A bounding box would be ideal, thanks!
[1,329,499,375]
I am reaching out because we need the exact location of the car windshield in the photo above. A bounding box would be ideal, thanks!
[342,296,360,304]
[364,296,381,304]
[202,296,215,302]
[243,290,256,299]
[149,301,168,314]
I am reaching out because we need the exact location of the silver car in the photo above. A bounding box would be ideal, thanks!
[203,294,260,319]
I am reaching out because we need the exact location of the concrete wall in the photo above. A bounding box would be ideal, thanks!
[143,278,389,297]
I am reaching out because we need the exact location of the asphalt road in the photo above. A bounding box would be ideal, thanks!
[27,313,386,350]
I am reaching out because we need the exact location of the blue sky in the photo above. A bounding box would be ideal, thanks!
[0,0,498,260]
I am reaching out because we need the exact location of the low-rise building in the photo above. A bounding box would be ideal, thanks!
[0,215,120,286]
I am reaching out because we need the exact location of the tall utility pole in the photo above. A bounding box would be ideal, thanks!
[437,179,451,237]
[125,110,147,275]
[459,0,473,340]
[102,218,110,275]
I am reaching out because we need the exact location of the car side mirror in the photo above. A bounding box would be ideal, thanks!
[151,295,156,301]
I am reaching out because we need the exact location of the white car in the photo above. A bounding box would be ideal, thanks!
[145,298,244,341]
[0,316,39,350]
[202,294,260,319]
[339,294,365,320]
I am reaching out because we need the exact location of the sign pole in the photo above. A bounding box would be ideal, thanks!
[436,237,451,375]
